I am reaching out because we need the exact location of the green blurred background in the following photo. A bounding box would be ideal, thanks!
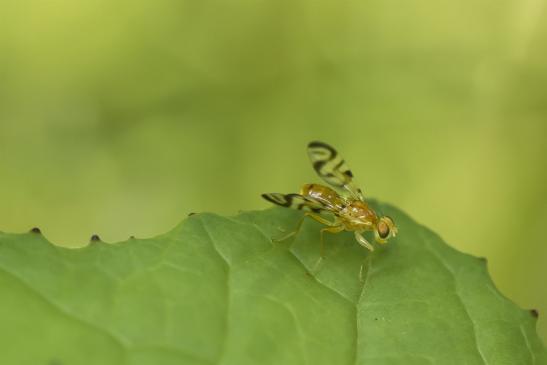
[1,0,546,341]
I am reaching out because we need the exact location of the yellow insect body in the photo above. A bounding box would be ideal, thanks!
[262,141,397,258]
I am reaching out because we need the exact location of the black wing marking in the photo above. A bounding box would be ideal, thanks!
[307,141,364,199]
[261,193,330,213]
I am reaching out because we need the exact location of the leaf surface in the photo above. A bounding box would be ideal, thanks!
[0,203,545,365]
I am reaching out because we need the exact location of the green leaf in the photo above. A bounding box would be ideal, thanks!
[0,203,545,365]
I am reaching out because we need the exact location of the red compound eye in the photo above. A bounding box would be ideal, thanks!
[378,222,390,239]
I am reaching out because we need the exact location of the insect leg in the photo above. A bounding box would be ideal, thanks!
[273,212,334,243]
[312,224,345,272]
[354,231,374,251]
[355,232,374,282]
[320,225,345,257]
[359,256,373,283]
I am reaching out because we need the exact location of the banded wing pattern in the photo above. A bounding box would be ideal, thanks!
[261,193,327,213]
[307,141,364,199]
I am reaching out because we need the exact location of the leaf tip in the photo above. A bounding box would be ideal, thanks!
[29,227,42,234]
[530,309,539,318]
[90,234,102,243]
[188,212,198,217]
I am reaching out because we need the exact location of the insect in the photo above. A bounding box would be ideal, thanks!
[262,141,397,265]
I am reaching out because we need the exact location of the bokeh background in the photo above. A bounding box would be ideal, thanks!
[1,0,546,341]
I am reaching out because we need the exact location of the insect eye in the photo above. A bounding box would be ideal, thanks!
[378,222,390,239]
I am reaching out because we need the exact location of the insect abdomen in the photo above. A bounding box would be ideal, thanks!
[300,183,344,209]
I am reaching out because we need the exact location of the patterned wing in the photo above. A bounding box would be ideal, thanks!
[261,193,332,213]
[307,141,364,200]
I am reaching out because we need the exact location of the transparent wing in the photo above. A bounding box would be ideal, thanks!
[261,193,333,213]
[307,141,364,200]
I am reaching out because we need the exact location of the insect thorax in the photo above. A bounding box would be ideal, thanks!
[342,200,378,225]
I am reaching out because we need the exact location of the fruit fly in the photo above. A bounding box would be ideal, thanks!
[262,141,397,264]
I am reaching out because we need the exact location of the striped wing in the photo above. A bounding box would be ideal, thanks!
[307,141,364,200]
[261,193,332,213]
